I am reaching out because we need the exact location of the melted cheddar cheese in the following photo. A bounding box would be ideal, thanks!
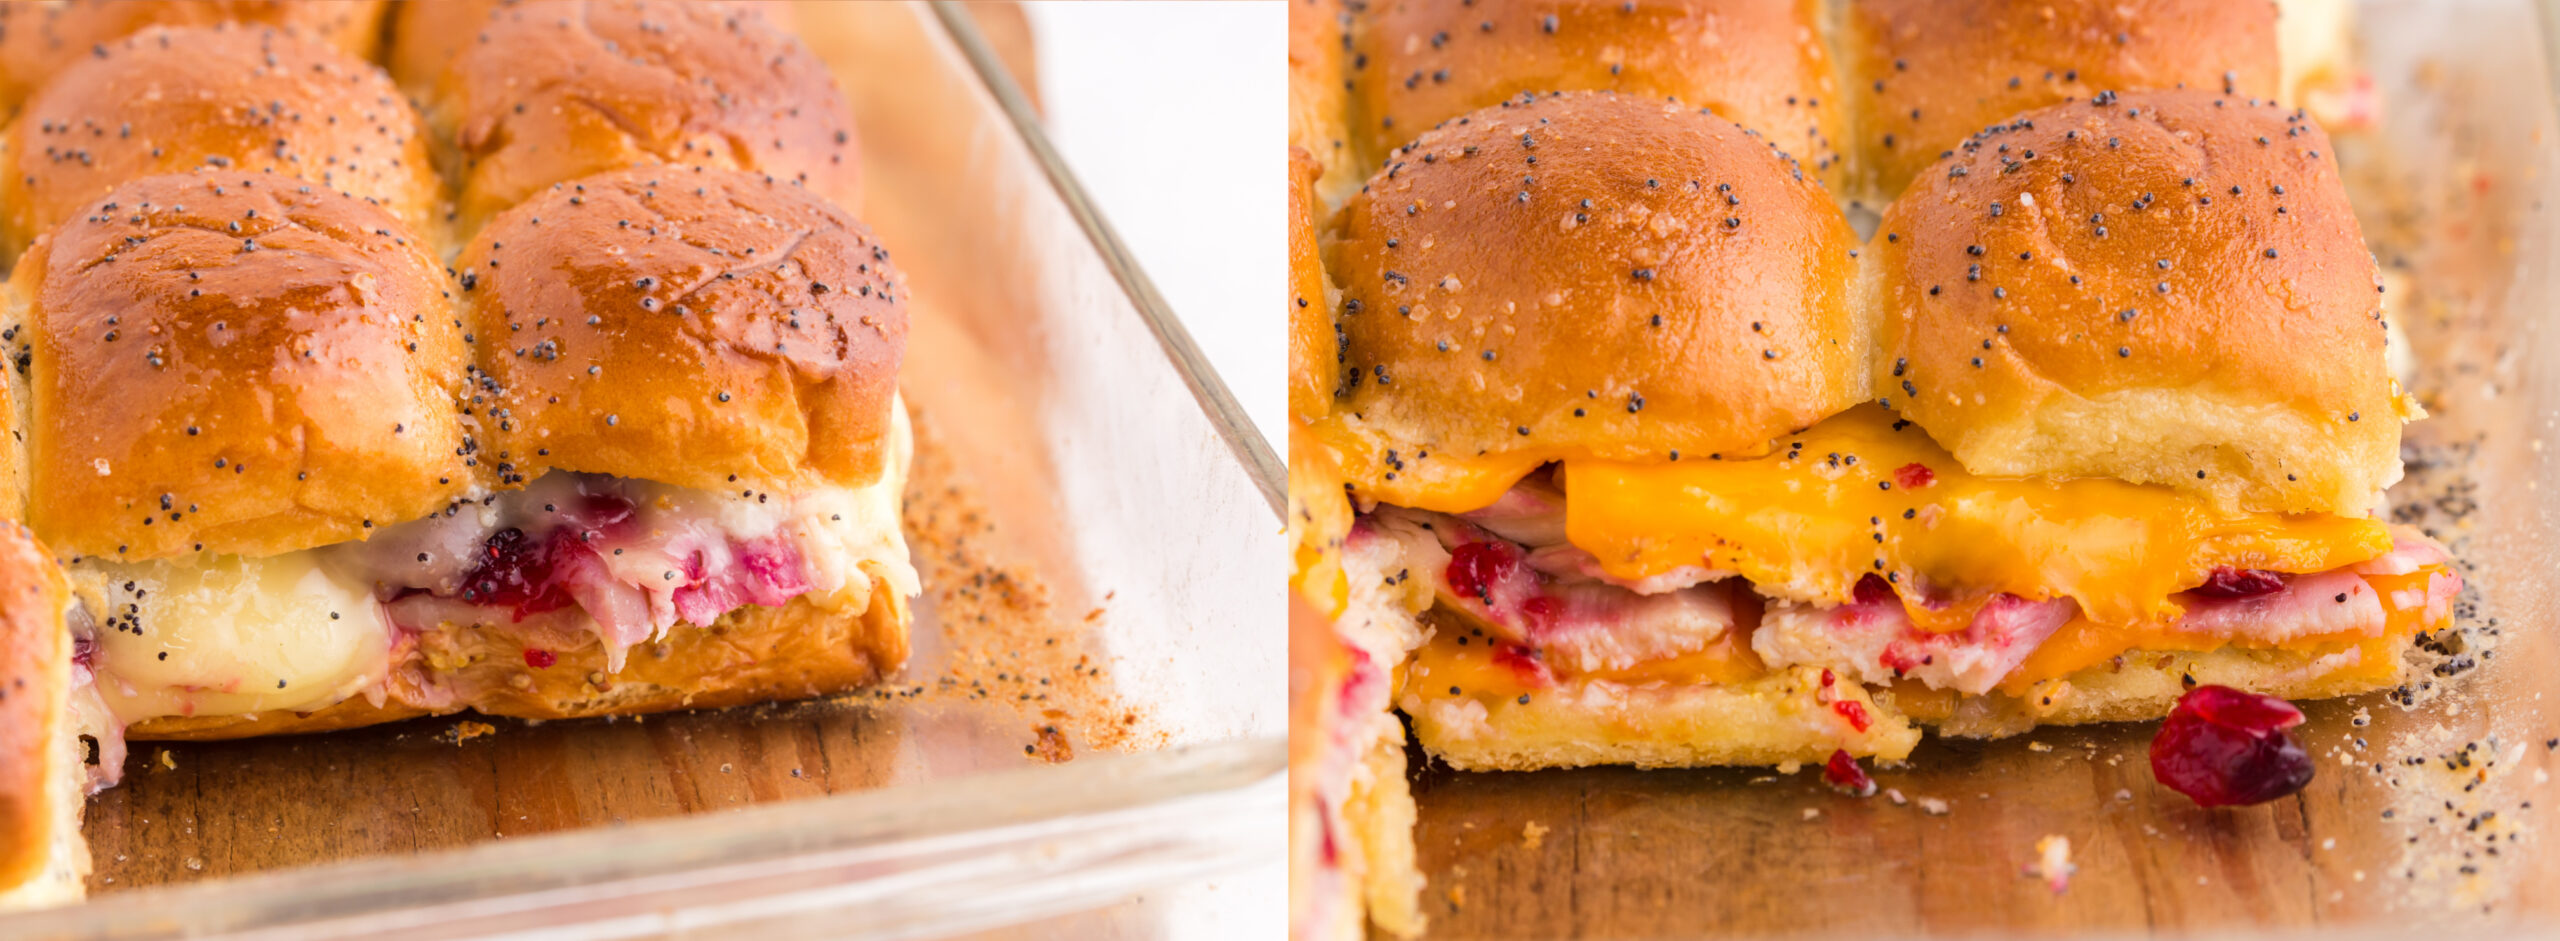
[1564,406,2382,633]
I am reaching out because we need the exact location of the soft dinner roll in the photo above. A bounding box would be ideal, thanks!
[459,165,907,498]
[423,0,858,235]
[1350,0,1845,192]
[1327,91,1863,511]
[0,0,388,119]
[0,24,439,261]
[13,170,470,561]
[1844,0,2281,204]
[1288,146,1334,427]
[1869,89,2406,516]
[387,0,807,96]
[0,522,82,908]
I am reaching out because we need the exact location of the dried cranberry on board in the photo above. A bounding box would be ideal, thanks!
[1823,749,1876,797]
[2149,685,2314,807]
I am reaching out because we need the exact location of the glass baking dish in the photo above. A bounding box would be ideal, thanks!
[0,3,1285,938]
[1397,0,2560,935]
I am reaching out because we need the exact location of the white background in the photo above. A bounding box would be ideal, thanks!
[1018,4,1289,934]
[1025,0,1287,444]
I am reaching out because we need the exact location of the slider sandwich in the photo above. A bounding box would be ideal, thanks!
[0,23,439,260]
[1,164,917,741]
[407,0,860,237]
[1843,0,2283,205]
[1289,145,1423,940]
[0,0,389,118]
[1308,89,2457,772]
[0,523,113,909]
[1349,0,1845,193]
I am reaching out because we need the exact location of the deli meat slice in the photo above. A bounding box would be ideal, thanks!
[1757,585,2076,695]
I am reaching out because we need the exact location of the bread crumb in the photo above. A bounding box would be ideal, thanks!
[1521,821,1548,850]
[2025,835,2074,892]
[1885,788,1907,806]
[157,748,177,771]
[443,720,497,744]
[1447,885,1467,909]
[1917,796,1950,815]
[1802,807,1822,821]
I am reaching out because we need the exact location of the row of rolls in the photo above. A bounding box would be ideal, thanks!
[0,0,938,908]
[1287,2,2403,939]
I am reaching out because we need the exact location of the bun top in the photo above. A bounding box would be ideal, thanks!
[1,24,438,260]
[1325,92,1864,511]
[1351,0,1845,192]
[1288,0,1356,202]
[427,0,858,235]
[0,0,388,115]
[1870,89,2404,516]
[1845,0,2280,203]
[0,518,68,895]
[15,171,471,561]
[460,166,907,495]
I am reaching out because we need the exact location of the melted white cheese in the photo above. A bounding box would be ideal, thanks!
[74,552,390,724]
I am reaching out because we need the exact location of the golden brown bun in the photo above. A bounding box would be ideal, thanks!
[1288,147,1333,427]
[0,24,439,261]
[1844,0,2281,204]
[424,0,857,236]
[387,1,810,97]
[1350,0,1845,193]
[13,170,472,561]
[1870,89,2401,516]
[1330,92,1865,478]
[1288,0,1356,205]
[127,569,908,740]
[0,521,73,896]
[0,0,388,118]
[1902,642,2406,740]
[1402,664,1924,772]
[460,166,907,496]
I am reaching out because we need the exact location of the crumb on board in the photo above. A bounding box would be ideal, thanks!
[442,720,498,745]
[1801,807,1821,821]
[1522,821,1548,850]
[2025,835,2074,893]
[1917,796,1950,816]
[1446,884,1466,910]
[157,748,177,771]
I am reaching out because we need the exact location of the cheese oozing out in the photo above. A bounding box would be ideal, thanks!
[75,404,921,724]
[1336,405,2456,704]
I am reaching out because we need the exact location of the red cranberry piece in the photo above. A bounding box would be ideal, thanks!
[2193,567,2288,598]
[1491,642,1555,689]
[1445,539,1522,604]
[1823,749,1876,796]
[523,648,557,669]
[2150,685,2313,807]
[458,527,583,618]
[1852,572,1896,606]
[1893,462,1936,489]
[1832,699,1874,733]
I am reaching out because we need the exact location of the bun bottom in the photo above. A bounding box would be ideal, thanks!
[126,571,910,741]
[1402,643,2402,772]
[1348,734,1424,939]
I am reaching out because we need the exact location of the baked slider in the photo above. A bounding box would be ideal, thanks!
[1843,0,2281,206]
[0,165,915,740]
[1289,146,1422,941]
[1288,0,1358,206]
[1348,0,1845,193]
[0,521,115,909]
[0,23,439,261]
[413,0,859,236]
[1310,88,2458,772]
[0,0,388,119]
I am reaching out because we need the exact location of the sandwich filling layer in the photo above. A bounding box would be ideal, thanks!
[74,409,919,724]
[1337,405,2459,730]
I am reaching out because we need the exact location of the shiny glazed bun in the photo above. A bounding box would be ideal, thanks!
[426,0,857,234]
[0,24,439,260]
[13,171,472,561]
[387,0,804,96]
[460,166,907,496]
[1288,0,1356,204]
[1870,89,2403,516]
[1845,0,2280,204]
[1351,0,1845,191]
[1329,92,1864,500]
[0,0,388,116]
